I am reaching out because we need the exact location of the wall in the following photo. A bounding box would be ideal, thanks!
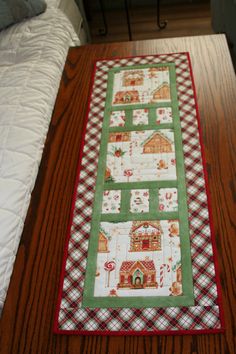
[211,0,236,66]
[87,0,199,11]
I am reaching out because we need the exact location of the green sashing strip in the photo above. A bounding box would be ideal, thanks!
[83,63,194,308]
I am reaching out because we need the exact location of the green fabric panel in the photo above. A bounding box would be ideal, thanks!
[100,211,179,223]
[169,65,194,300]
[109,123,174,133]
[110,102,173,111]
[105,180,178,190]
[83,294,194,308]
[120,189,131,214]
[124,109,133,128]
[83,63,194,309]
[149,188,158,213]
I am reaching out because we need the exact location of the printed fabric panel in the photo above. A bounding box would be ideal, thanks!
[55,53,224,334]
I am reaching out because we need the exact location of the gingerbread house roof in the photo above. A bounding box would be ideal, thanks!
[131,221,161,233]
[99,228,109,239]
[149,66,169,72]
[152,81,169,93]
[124,70,144,78]
[142,131,172,147]
[120,260,156,272]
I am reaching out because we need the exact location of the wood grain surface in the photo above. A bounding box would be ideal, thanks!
[90,2,213,43]
[0,34,235,354]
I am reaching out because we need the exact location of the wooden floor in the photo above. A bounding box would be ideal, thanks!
[90,1,214,43]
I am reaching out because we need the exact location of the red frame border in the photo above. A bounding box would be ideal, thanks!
[53,52,225,336]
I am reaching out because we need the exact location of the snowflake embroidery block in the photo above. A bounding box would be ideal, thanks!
[55,54,224,335]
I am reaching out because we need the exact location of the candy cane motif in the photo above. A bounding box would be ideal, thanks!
[160,264,170,288]
[104,261,116,287]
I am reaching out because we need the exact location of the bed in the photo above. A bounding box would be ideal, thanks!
[0,0,85,315]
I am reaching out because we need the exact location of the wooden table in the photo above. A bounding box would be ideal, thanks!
[0,34,235,354]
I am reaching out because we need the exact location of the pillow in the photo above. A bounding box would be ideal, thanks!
[0,0,47,30]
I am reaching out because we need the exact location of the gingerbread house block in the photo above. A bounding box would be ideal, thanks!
[152,82,170,101]
[117,260,157,289]
[122,70,144,86]
[129,221,162,252]
[142,132,173,154]
[113,90,140,104]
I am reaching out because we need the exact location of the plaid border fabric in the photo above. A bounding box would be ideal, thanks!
[54,53,224,334]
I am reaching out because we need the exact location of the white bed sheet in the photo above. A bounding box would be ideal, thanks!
[0,7,80,314]
[49,0,87,43]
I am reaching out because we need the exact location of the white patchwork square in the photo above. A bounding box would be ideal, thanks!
[156,107,172,124]
[130,189,149,213]
[102,190,121,213]
[110,111,126,127]
[159,188,178,212]
[133,109,149,125]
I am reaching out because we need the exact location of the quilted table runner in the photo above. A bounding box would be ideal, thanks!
[54,53,224,335]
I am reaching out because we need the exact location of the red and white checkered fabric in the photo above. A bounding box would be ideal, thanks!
[55,53,223,334]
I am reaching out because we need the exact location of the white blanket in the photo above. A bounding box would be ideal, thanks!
[0,6,80,313]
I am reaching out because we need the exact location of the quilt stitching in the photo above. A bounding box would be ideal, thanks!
[56,53,222,333]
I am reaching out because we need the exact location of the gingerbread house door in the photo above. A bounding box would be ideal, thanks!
[132,269,143,288]
[142,239,150,250]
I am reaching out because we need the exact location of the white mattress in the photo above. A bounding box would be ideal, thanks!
[47,0,86,42]
[0,6,80,314]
